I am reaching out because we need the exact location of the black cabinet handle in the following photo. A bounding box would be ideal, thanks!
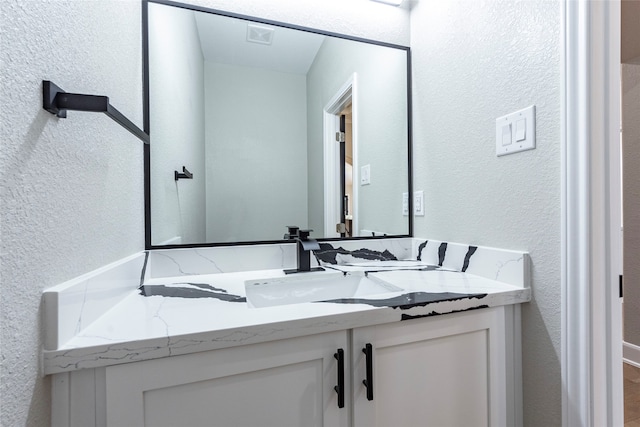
[362,343,373,401]
[334,349,345,408]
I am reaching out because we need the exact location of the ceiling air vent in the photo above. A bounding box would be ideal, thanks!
[246,24,275,45]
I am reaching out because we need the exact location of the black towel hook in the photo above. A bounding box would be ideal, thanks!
[175,166,193,181]
[42,80,149,144]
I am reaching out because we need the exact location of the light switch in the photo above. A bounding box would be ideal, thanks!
[502,124,512,146]
[496,105,536,156]
[515,118,526,141]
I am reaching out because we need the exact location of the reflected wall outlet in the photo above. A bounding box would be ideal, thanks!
[361,164,371,185]
[402,192,409,216]
[414,191,424,216]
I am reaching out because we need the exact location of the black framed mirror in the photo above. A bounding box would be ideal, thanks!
[143,0,413,249]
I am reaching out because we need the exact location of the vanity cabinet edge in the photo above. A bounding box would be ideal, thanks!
[51,306,522,427]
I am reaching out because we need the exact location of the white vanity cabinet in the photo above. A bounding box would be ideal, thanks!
[351,306,520,427]
[52,306,521,427]
[103,331,349,427]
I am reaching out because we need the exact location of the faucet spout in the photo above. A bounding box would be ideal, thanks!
[298,239,320,252]
[283,228,324,274]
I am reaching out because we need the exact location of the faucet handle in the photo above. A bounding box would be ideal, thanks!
[298,229,314,240]
[285,226,299,240]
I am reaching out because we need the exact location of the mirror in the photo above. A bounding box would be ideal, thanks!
[144,0,412,247]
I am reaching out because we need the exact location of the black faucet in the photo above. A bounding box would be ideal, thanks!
[284,229,325,274]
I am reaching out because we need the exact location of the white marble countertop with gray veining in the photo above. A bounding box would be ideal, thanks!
[43,262,530,375]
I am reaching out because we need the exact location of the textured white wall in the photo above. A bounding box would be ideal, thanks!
[149,3,206,245]
[623,63,640,346]
[306,38,408,236]
[410,1,562,426]
[0,1,144,425]
[204,62,308,242]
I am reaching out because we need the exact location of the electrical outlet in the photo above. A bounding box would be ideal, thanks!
[360,164,371,185]
[414,191,424,216]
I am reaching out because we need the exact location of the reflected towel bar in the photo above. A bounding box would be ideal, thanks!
[42,80,150,144]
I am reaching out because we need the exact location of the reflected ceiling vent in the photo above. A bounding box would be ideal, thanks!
[246,24,275,45]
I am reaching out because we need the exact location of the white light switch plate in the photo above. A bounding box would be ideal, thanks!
[361,164,371,185]
[414,191,424,216]
[496,105,535,156]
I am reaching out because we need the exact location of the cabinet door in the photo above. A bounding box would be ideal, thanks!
[105,331,349,427]
[352,307,508,427]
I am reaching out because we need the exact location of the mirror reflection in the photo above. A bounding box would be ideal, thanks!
[147,0,411,246]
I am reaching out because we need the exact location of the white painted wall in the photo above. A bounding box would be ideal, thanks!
[204,62,308,242]
[149,3,206,245]
[623,63,640,347]
[0,1,143,425]
[411,1,562,426]
[306,38,408,237]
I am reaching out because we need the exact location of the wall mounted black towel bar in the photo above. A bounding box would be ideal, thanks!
[175,166,193,181]
[42,80,150,144]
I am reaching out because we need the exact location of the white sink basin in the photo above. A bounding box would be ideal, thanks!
[245,272,403,308]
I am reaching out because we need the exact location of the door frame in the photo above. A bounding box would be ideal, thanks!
[324,74,358,238]
[561,1,623,425]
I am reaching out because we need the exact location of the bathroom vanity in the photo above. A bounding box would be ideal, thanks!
[44,3,529,425]
[44,238,530,427]
[104,308,510,427]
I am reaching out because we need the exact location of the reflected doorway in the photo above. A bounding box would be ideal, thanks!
[323,74,358,238]
[338,104,354,237]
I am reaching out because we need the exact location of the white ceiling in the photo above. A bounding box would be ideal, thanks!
[194,11,326,75]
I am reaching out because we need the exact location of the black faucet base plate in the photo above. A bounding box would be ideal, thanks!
[283,267,326,275]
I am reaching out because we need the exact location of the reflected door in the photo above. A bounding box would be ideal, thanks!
[338,105,354,238]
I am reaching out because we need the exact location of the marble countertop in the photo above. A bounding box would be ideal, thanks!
[43,262,530,375]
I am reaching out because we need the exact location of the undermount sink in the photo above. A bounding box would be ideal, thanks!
[245,272,403,308]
